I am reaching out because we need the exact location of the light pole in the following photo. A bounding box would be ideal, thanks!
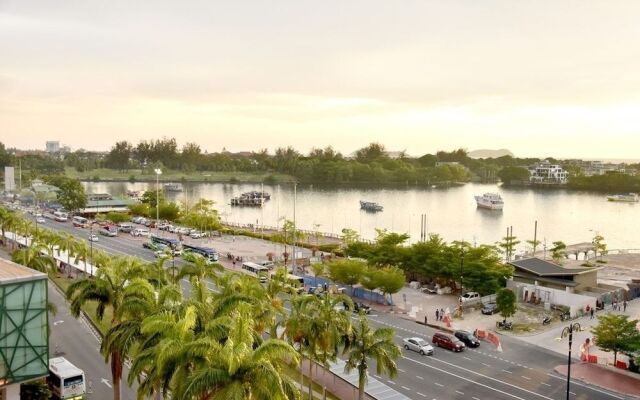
[460,245,465,316]
[292,181,297,274]
[89,223,93,275]
[561,322,582,400]
[154,168,162,235]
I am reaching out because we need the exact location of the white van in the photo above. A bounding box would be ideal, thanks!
[131,228,149,237]
[258,261,275,270]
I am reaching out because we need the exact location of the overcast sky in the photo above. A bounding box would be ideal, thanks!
[2,0,640,158]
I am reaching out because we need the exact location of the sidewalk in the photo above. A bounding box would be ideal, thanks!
[300,359,375,400]
[555,362,640,398]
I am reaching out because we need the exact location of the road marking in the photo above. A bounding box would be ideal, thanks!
[473,397,480,400]
[387,380,396,385]
[502,369,512,374]
[570,392,576,396]
[482,363,491,367]
[53,320,64,326]
[416,393,427,398]
[415,375,424,380]
[521,376,530,380]
[398,368,406,373]
[546,373,624,399]
[402,356,527,400]
[434,382,444,387]
[541,383,551,387]
[101,378,112,388]
[455,390,464,395]
[464,356,471,360]
[401,386,411,391]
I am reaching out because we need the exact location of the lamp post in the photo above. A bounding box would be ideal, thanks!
[154,168,162,235]
[292,181,297,274]
[460,245,465,316]
[560,322,581,400]
[89,223,93,276]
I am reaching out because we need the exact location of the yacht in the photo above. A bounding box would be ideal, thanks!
[475,193,504,210]
[607,193,639,203]
[164,183,183,192]
[360,200,383,212]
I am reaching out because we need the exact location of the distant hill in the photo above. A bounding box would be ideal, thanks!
[467,149,514,159]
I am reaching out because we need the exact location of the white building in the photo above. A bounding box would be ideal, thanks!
[46,141,60,153]
[4,166,15,192]
[528,160,568,184]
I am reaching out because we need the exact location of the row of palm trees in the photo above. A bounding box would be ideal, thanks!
[0,206,401,400]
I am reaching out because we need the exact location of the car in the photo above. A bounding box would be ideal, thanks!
[432,332,465,352]
[481,303,498,315]
[343,302,371,314]
[459,291,481,303]
[454,330,480,348]
[258,261,275,270]
[88,234,99,242]
[36,217,46,224]
[190,231,205,239]
[154,249,170,258]
[403,337,434,356]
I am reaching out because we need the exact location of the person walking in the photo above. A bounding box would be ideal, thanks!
[623,300,627,312]
[590,307,594,319]
[435,309,440,322]
[440,308,445,321]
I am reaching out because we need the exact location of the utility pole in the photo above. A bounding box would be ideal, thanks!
[533,220,538,255]
[292,182,297,274]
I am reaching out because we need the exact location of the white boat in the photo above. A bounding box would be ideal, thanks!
[164,183,183,192]
[607,193,639,202]
[474,193,504,210]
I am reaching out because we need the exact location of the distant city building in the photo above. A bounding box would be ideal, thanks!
[582,161,627,176]
[0,259,49,399]
[77,192,137,214]
[4,166,15,192]
[528,160,568,184]
[435,161,460,167]
[46,141,60,153]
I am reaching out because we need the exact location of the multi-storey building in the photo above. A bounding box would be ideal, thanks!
[528,160,568,184]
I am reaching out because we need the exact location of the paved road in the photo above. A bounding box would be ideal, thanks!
[28,216,633,400]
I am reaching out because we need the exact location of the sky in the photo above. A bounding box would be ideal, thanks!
[2,0,640,159]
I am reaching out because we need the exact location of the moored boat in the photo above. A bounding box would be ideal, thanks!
[360,200,383,212]
[474,193,504,210]
[164,183,183,192]
[607,193,639,202]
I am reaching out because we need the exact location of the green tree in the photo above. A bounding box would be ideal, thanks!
[43,176,87,213]
[355,143,387,162]
[592,234,607,260]
[105,141,132,171]
[551,241,567,263]
[11,244,55,273]
[360,266,381,300]
[591,314,640,365]
[105,212,130,224]
[496,288,517,320]
[66,257,146,400]
[327,259,365,288]
[497,166,530,184]
[20,379,52,400]
[376,266,405,305]
[341,228,360,247]
[128,203,150,217]
[497,232,520,262]
[344,315,400,400]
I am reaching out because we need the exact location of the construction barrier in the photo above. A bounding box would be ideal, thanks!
[616,360,628,369]
[475,329,487,339]
[486,331,503,352]
[588,355,598,364]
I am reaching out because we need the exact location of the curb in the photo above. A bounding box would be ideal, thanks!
[553,364,640,399]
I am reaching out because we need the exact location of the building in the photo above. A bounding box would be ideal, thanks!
[509,257,599,292]
[77,193,137,215]
[0,259,49,399]
[3,167,15,192]
[45,141,60,153]
[528,160,568,184]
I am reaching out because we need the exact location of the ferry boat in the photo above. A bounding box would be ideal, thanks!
[164,183,183,192]
[474,193,504,210]
[360,200,383,212]
[231,196,264,207]
[607,193,639,202]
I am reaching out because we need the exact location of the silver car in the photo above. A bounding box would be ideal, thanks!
[403,337,434,356]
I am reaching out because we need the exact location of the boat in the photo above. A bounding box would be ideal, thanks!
[241,191,271,201]
[360,200,383,212]
[231,196,264,207]
[607,193,639,202]
[164,183,183,192]
[474,193,504,210]
[126,190,144,202]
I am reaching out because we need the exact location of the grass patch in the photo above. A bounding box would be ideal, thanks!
[49,273,113,336]
[65,167,295,184]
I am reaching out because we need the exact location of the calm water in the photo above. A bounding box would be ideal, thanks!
[82,181,640,251]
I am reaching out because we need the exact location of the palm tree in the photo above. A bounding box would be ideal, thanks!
[0,209,21,249]
[11,244,56,273]
[172,306,301,400]
[343,314,400,400]
[66,257,146,400]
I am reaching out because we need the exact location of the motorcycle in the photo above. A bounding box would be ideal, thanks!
[496,320,513,330]
[542,316,552,325]
[560,312,571,321]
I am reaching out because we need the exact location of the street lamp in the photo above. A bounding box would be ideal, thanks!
[154,168,162,234]
[292,181,297,274]
[459,245,465,316]
[560,322,582,400]
[89,223,93,276]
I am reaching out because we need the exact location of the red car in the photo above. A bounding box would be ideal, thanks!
[432,332,466,352]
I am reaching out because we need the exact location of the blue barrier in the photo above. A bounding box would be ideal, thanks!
[294,273,391,305]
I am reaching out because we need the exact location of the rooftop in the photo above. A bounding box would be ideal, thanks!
[0,258,47,284]
[509,257,598,277]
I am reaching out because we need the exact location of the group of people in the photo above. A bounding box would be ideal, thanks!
[612,298,627,312]
[435,307,447,322]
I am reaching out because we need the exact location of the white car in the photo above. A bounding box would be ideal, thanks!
[89,234,99,242]
[36,217,46,224]
[403,337,434,356]
[459,292,481,303]
[190,231,205,239]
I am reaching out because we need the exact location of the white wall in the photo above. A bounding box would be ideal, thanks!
[508,281,596,317]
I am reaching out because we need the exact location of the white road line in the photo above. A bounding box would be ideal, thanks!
[502,369,512,374]
[473,397,481,400]
[455,390,464,395]
[570,392,576,396]
[416,393,427,398]
[463,356,471,360]
[521,376,531,380]
[546,373,624,399]
[482,363,491,367]
[415,375,424,380]
[398,368,406,373]
[434,382,444,387]
[387,380,396,385]
[401,386,411,391]
[541,383,551,387]
[402,357,527,400]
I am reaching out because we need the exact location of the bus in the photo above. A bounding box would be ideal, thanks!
[150,235,182,255]
[54,211,69,222]
[71,216,88,227]
[183,243,219,262]
[242,262,269,283]
[48,357,86,399]
[270,271,305,294]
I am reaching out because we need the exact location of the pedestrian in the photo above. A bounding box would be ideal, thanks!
[612,300,616,311]
[623,300,627,312]
[440,308,445,321]
[424,315,428,325]
[435,308,440,321]
[590,307,594,319]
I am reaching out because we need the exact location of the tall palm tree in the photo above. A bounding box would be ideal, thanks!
[66,257,146,400]
[173,306,301,400]
[11,244,56,273]
[0,209,22,249]
[343,314,400,400]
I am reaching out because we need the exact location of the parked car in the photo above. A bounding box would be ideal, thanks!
[454,330,480,348]
[403,337,434,356]
[459,291,481,303]
[432,332,465,352]
[36,217,46,224]
[88,234,99,242]
[118,223,134,233]
[131,228,150,237]
[190,231,205,239]
[481,303,499,315]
